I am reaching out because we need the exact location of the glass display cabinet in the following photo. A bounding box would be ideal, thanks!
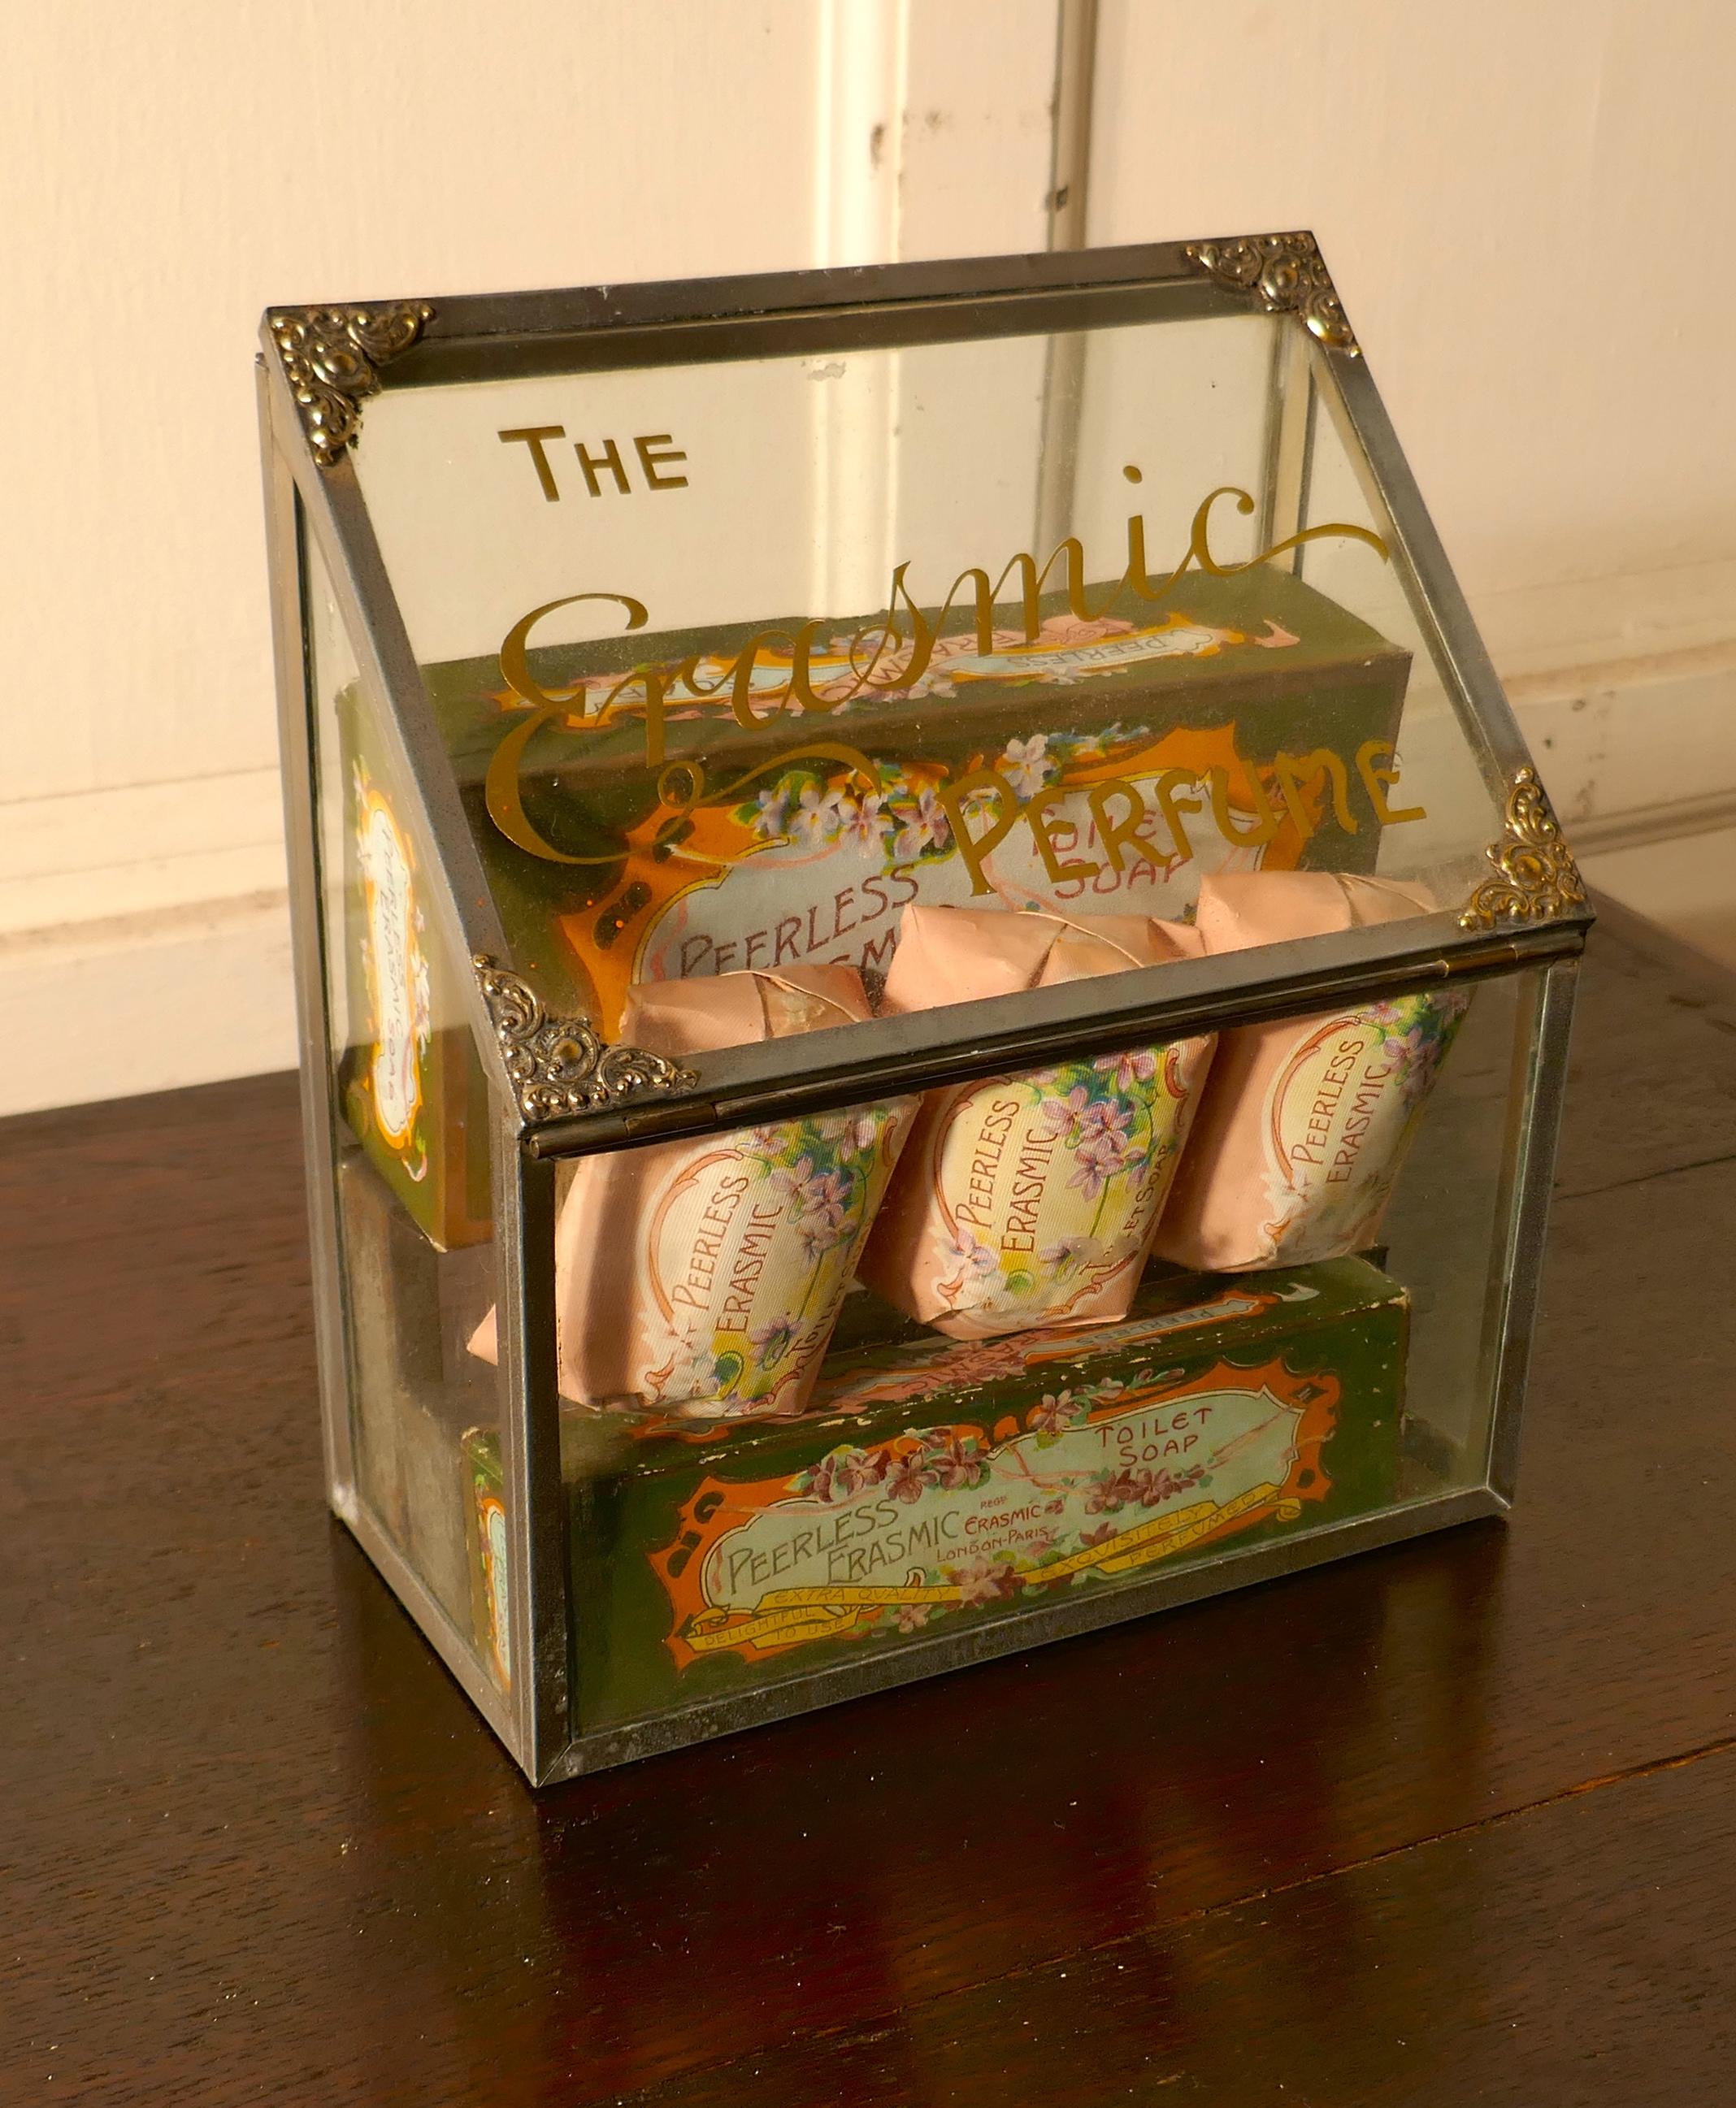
[259,234,1591,1784]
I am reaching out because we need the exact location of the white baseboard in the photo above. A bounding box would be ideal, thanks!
[0,768,287,934]
[0,889,297,1117]
[1505,636,1736,847]
[1582,826,1736,976]
[0,767,295,1116]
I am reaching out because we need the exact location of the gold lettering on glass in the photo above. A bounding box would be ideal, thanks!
[479,484,1426,887]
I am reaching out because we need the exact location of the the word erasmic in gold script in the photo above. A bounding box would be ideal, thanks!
[484,483,1426,877]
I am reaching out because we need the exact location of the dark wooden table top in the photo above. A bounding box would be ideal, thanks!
[5,899,1735,2106]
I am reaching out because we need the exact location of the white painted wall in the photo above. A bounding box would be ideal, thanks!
[2,0,1731,1113]
[1090,0,1736,809]
[0,0,1062,1113]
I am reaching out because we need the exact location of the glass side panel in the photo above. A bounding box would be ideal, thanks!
[303,524,513,1693]
[441,956,1531,1741]
[349,297,1508,1039]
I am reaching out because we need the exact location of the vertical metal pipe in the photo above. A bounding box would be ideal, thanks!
[1256,321,1317,572]
[1313,349,1533,792]
[1034,0,1100,555]
[1046,0,1098,251]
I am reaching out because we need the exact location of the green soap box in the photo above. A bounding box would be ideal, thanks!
[427,563,1411,1030]
[463,1254,1408,1730]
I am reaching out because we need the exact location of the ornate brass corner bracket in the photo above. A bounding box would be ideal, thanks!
[1185,232,1357,354]
[271,302,433,466]
[1460,768,1589,931]
[473,956,697,1124]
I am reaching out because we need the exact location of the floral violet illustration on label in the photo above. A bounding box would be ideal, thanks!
[933,1042,1211,1327]
[1261,990,1469,1260]
[642,1105,907,1417]
[354,762,432,1164]
[651,1360,1335,1665]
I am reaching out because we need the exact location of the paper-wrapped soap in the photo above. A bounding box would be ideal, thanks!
[856,907,1215,1338]
[471,965,910,1420]
[1149,871,1469,1272]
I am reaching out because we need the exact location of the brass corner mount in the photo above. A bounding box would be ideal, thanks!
[271,302,433,467]
[472,955,697,1125]
[1460,768,1589,932]
[1186,232,1358,355]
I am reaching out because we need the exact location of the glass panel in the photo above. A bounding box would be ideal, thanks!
[1381,967,1522,1487]
[303,524,513,1692]
[349,297,1505,1040]
[449,957,1528,1742]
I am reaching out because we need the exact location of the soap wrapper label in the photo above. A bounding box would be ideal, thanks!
[915,1040,1212,1334]
[1258,990,1469,1262]
[531,963,911,1422]
[1152,872,1467,1273]
[627,1105,909,1417]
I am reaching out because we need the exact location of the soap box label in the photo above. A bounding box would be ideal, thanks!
[339,696,493,1251]
[461,1425,512,1692]
[651,1358,1335,1667]
[565,1254,1404,1730]
[354,772,428,1150]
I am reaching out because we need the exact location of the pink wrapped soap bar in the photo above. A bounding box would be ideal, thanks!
[1150,871,1469,1272]
[857,907,1215,1338]
[472,966,910,1420]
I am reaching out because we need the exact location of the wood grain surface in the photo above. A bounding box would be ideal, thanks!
[3,900,1734,2106]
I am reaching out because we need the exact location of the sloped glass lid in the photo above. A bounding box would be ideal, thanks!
[279,243,1586,1071]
